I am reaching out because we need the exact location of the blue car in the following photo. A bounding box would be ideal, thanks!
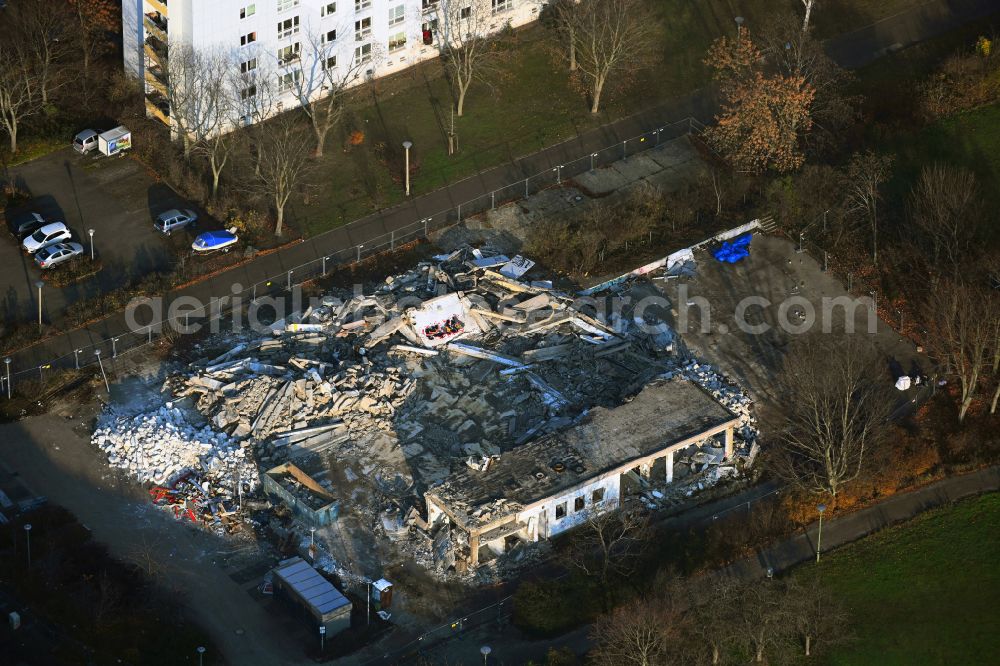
[192,228,239,253]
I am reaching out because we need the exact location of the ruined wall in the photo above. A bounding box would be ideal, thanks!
[515,473,622,541]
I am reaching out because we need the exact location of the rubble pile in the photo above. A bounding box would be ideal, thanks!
[673,360,758,447]
[93,403,258,526]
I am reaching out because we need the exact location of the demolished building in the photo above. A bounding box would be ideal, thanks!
[425,377,739,568]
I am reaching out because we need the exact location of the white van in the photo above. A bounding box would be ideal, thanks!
[73,129,99,154]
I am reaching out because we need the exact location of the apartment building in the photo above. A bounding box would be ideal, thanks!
[123,0,545,129]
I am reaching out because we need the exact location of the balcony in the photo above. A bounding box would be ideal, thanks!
[144,67,167,96]
[145,96,169,125]
[143,12,168,44]
[144,0,168,17]
[143,38,167,68]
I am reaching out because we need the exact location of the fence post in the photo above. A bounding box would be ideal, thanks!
[424,217,429,236]
[524,177,529,199]
[357,244,362,262]
[555,165,561,184]
[287,270,293,290]
[823,251,828,272]
[322,256,327,277]
[391,230,395,250]
[656,127,662,145]
[457,204,462,223]
[622,140,627,159]
[74,349,80,370]
[491,191,495,209]
[148,326,152,344]
[112,337,118,358]
[590,152,596,172]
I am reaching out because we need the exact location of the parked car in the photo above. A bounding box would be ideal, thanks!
[22,222,72,254]
[34,242,84,269]
[7,212,48,240]
[73,129,99,154]
[154,209,198,235]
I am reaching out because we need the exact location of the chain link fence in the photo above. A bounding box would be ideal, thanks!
[0,117,704,398]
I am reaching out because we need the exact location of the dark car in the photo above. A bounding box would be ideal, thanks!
[7,212,48,240]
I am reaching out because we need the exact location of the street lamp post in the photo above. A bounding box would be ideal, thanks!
[196,646,205,666]
[402,140,413,196]
[24,523,32,568]
[816,503,827,563]
[4,357,10,400]
[35,280,44,329]
[88,228,95,260]
[480,645,492,666]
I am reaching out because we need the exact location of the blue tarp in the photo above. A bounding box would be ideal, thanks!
[712,233,752,263]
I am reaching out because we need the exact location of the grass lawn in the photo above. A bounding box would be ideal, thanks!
[798,492,1000,666]
[287,0,929,236]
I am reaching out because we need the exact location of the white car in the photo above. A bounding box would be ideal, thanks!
[22,222,72,254]
[73,129,99,154]
[154,209,198,235]
[34,242,84,269]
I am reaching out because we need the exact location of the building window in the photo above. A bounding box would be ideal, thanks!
[421,0,438,9]
[491,0,511,13]
[321,29,337,44]
[277,16,300,39]
[355,0,371,11]
[592,488,605,503]
[421,19,437,44]
[388,4,405,26]
[324,55,337,71]
[240,4,256,19]
[555,502,567,520]
[355,17,371,41]
[240,32,257,46]
[460,6,471,18]
[240,85,257,100]
[277,0,299,12]
[574,496,585,512]
[388,31,406,52]
[277,43,301,65]
[321,2,336,16]
[355,43,372,63]
[240,58,258,73]
[278,69,301,92]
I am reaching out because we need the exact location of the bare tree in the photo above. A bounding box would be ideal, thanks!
[843,150,894,265]
[760,13,857,153]
[435,0,508,117]
[568,500,648,610]
[589,595,690,666]
[909,164,982,278]
[771,335,894,499]
[731,578,797,663]
[163,44,231,157]
[291,32,370,157]
[546,0,578,71]
[5,0,74,105]
[245,109,315,236]
[801,0,819,32]
[569,0,657,114]
[786,578,853,657]
[924,280,997,422]
[0,42,40,154]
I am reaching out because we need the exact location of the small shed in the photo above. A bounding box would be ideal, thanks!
[272,557,352,637]
[262,462,339,527]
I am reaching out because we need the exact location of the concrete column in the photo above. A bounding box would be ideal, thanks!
[724,426,734,459]
[666,450,674,483]
[639,462,651,479]
[470,532,480,567]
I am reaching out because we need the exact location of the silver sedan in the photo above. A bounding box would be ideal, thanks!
[34,241,85,269]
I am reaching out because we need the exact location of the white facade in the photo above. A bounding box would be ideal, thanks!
[122,0,546,128]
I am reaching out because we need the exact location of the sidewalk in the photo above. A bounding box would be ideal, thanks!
[416,466,1000,665]
[4,0,998,378]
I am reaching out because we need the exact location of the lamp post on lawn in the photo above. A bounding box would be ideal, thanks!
[35,280,44,329]
[196,646,205,666]
[4,357,10,400]
[88,228,95,260]
[480,645,492,666]
[402,140,413,196]
[816,503,827,563]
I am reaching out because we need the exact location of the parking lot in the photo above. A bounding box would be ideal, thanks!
[3,147,199,326]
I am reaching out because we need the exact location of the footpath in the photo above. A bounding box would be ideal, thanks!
[4,0,998,377]
[413,465,1000,665]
